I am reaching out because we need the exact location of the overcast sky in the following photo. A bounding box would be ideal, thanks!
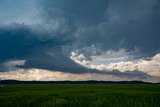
[0,0,160,82]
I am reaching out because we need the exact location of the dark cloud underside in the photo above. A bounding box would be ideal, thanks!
[0,0,160,81]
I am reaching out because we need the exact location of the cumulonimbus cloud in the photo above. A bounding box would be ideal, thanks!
[0,0,160,82]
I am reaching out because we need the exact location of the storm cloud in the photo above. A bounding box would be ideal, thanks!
[0,0,160,82]
[74,0,160,57]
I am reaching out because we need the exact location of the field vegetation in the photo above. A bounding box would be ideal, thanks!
[0,84,160,107]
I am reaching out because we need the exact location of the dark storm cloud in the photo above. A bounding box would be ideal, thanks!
[0,0,110,72]
[39,0,109,26]
[0,23,74,61]
[0,23,152,80]
[0,23,87,73]
[0,0,160,81]
[74,0,160,58]
[106,0,160,55]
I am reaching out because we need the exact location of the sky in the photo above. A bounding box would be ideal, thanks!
[0,0,160,82]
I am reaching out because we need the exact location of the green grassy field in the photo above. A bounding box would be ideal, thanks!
[0,84,160,107]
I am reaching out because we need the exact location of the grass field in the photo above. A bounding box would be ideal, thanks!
[0,84,160,107]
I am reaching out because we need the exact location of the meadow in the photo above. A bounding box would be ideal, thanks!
[0,84,160,107]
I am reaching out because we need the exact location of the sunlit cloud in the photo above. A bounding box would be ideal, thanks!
[90,53,160,77]
[0,68,159,82]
